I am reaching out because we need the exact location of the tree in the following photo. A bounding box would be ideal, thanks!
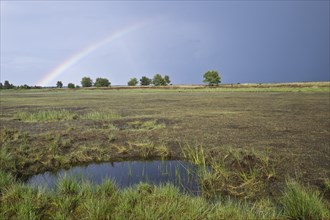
[152,74,166,86]
[56,81,63,88]
[68,83,75,89]
[140,76,152,86]
[94,77,110,87]
[20,84,30,89]
[4,80,14,89]
[203,70,221,86]
[0,83,3,89]
[81,77,93,87]
[164,75,171,85]
[127,78,138,86]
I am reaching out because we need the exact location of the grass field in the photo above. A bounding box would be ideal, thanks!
[1,82,329,219]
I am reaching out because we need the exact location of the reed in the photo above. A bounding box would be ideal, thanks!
[180,143,206,166]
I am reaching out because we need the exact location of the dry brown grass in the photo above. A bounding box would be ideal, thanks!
[0,85,329,198]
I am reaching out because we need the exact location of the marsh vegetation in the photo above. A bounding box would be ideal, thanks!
[1,83,329,219]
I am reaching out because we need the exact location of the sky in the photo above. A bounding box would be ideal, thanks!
[1,1,329,86]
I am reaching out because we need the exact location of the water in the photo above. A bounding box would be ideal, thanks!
[26,160,203,194]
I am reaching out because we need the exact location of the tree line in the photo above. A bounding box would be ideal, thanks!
[56,74,172,88]
[0,70,221,89]
[0,80,42,90]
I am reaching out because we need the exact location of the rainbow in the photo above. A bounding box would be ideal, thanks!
[36,21,149,86]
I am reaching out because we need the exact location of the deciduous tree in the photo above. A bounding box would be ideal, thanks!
[56,81,63,88]
[94,78,110,87]
[140,76,152,86]
[128,78,138,86]
[203,70,221,86]
[3,80,14,89]
[152,74,166,86]
[81,77,93,87]
[164,75,171,85]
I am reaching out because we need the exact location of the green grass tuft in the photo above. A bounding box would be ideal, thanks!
[0,147,15,172]
[128,139,155,159]
[81,111,120,120]
[57,176,80,196]
[280,179,329,220]
[15,109,78,122]
[189,147,276,200]
[324,178,330,192]
[2,176,328,219]
[96,178,117,197]
[0,170,15,193]
[181,143,206,166]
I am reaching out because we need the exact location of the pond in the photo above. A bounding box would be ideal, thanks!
[26,160,204,194]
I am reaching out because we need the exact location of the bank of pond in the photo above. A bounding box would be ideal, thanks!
[0,159,329,219]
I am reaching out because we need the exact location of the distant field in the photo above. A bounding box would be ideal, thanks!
[81,81,330,92]
[1,82,329,218]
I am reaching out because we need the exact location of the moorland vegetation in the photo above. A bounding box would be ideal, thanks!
[0,81,329,219]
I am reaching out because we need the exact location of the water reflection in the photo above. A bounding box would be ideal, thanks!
[26,160,202,194]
